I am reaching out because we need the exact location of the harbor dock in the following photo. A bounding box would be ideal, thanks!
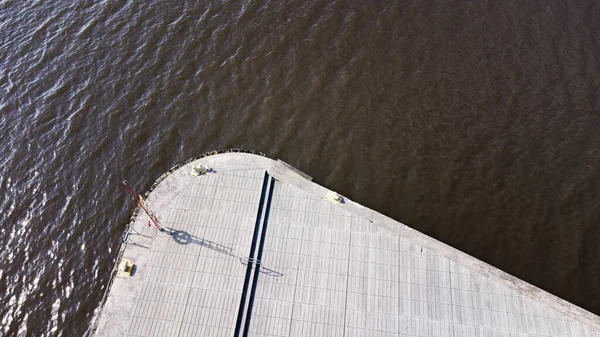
[92,151,600,337]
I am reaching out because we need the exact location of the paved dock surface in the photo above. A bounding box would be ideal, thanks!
[93,153,600,337]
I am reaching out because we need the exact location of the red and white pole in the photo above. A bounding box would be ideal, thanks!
[123,180,163,231]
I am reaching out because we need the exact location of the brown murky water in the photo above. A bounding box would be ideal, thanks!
[1,0,599,335]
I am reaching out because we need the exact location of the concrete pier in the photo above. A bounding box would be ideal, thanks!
[92,151,600,337]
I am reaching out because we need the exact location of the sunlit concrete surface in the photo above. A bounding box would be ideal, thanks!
[92,152,600,337]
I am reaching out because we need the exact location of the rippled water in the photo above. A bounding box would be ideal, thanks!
[1,0,599,336]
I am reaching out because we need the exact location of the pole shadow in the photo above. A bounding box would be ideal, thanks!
[164,227,236,257]
[163,227,283,277]
[239,257,284,277]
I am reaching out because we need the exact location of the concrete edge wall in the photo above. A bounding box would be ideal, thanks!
[92,150,600,336]
[266,156,600,333]
[89,149,265,336]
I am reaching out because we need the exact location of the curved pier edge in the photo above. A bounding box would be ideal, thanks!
[91,150,600,336]
[90,149,266,336]
[127,149,266,227]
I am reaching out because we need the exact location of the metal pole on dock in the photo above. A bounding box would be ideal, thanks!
[123,180,163,231]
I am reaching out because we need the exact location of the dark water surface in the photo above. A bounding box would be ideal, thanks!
[1,0,599,335]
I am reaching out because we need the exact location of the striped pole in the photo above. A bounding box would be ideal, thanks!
[123,180,163,231]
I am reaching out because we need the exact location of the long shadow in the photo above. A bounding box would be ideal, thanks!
[163,227,283,277]
[239,257,284,277]
[164,227,236,257]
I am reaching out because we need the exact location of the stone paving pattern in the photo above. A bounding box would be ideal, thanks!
[93,153,600,337]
